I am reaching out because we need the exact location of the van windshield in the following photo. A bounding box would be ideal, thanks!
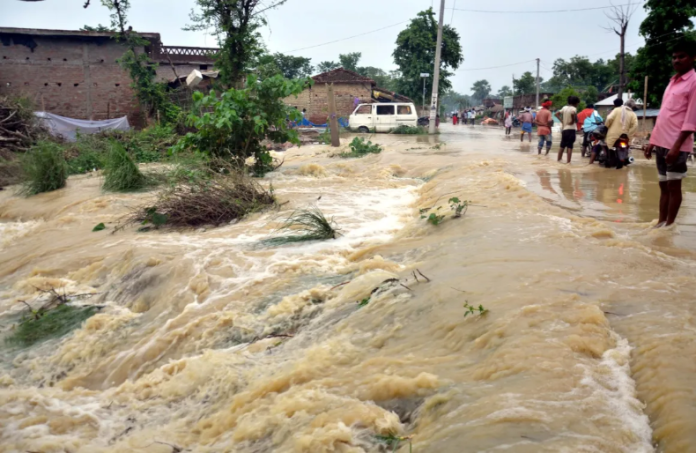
[355,105,372,115]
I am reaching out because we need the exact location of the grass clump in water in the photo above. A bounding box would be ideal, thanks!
[339,137,382,158]
[6,304,99,347]
[20,141,68,195]
[264,207,340,245]
[391,125,427,135]
[127,162,275,229]
[102,142,148,192]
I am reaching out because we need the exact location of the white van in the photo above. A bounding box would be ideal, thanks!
[349,103,419,133]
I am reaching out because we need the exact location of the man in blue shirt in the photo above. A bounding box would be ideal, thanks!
[581,104,603,157]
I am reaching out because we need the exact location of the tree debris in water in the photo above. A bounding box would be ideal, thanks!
[264,206,340,245]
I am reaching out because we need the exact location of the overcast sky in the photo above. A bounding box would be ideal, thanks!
[2,0,648,95]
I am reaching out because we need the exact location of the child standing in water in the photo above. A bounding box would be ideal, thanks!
[504,110,513,136]
[519,107,534,143]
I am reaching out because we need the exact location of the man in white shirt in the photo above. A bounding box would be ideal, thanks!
[557,96,580,164]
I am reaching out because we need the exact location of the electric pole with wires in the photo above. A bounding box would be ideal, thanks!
[429,0,446,134]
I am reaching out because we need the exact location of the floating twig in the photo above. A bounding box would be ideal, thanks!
[416,269,431,282]
[330,281,350,291]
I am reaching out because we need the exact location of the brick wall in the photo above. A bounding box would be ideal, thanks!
[284,82,373,124]
[0,34,144,123]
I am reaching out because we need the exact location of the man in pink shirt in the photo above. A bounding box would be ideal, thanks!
[644,41,696,227]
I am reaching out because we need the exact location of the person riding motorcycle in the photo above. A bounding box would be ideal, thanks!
[604,98,638,167]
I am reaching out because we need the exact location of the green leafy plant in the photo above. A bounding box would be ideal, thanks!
[92,223,106,232]
[6,304,99,347]
[20,141,68,195]
[102,142,148,192]
[391,125,427,135]
[265,207,340,245]
[358,297,371,307]
[426,212,445,226]
[339,137,382,158]
[172,74,311,176]
[463,301,488,317]
[375,434,413,453]
[449,197,468,218]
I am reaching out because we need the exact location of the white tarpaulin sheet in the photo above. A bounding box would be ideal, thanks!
[34,112,130,142]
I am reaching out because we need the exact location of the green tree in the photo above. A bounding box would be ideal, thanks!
[80,24,113,32]
[583,86,600,105]
[497,85,513,98]
[173,74,311,175]
[513,72,538,95]
[470,79,491,102]
[316,61,340,73]
[629,0,696,106]
[392,8,464,104]
[551,87,586,113]
[187,0,287,87]
[339,52,362,72]
[357,67,396,90]
[256,52,313,79]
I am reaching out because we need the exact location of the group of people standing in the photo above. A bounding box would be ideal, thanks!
[499,40,696,228]
[452,110,477,125]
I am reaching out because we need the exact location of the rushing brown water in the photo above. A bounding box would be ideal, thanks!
[1,124,696,453]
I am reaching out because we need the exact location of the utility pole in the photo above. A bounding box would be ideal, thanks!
[428,0,446,134]
[643,75,649,133]
[535,58,540,108]
[326,83,340,147]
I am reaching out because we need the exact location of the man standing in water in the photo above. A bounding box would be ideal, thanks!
[519,107,534,143]
[644,42,696,227]
[557,96,580,163]
[536,100,554,154]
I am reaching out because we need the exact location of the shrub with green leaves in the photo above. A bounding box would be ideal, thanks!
[6,304,99,347]
[102,142,147,192]
[172,74,311,176]
[20,141,68,195]
[339,137,383,158]
[391,125,427,135]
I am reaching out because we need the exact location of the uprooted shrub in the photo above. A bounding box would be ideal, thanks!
[264,207,340,245]
[0,95,46,152]
[339,137,383,158]
[102,142,149,192]
[127,165,275,229]
[20,141,68,195]
[171,74,312,176]
[7,304,100,347]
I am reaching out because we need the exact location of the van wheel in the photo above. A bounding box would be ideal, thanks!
[358,126,370,133]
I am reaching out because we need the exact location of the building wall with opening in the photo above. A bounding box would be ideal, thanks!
[285,82,373,124]
[0,28,217,126]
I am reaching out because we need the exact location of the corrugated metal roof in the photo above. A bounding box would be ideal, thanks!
[596,93,643,106]
[640,109,660,118]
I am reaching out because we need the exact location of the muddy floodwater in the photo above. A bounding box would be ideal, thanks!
[2,124,696,453]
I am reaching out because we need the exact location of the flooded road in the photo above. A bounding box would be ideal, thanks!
[1,124,696,452]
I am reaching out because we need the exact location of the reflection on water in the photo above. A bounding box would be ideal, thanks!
[525,165,696,224]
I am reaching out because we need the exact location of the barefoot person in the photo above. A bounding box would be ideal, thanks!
[644,41,696,227]
[557,96,580,163]
[520,107,534,143]
[536,100,554,154]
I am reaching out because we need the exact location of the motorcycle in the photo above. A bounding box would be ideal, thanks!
[591,126,633,169]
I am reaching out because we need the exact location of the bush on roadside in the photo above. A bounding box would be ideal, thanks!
[391,125,427,135]
[339,137,382,158]
[102,142,148,192]
[20,141,68,195]
[171,74,311,177]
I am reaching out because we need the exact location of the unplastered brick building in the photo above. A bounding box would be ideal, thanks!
[0,27,217,125]
[285,68,412,124]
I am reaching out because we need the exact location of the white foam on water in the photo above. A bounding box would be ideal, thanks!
[0,220,42,250]
[578,334,654,453]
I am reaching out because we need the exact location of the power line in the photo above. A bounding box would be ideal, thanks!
[285,21,407,53]
[449,3,635,14]
[460,59,537,72]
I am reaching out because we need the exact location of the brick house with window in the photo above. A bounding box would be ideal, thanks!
[285,68,412,124]
[0,27,217,125]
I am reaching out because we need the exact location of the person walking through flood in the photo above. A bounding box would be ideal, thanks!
[536,100,554,154]
[644,41,696,228]
[557,96,580,163]
[504,110,513,136]
[452,111,459,125]
[519,107,534,143]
